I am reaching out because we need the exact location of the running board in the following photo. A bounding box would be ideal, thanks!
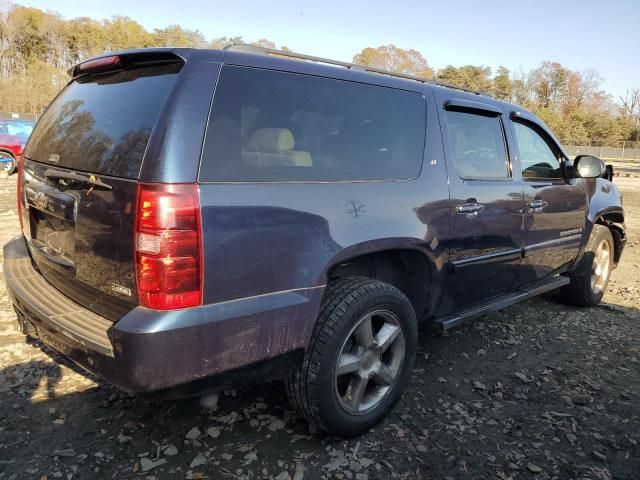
[434,275,570,330]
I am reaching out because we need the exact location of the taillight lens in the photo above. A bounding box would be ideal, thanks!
[16,157,23,232]
[135,183,203,310]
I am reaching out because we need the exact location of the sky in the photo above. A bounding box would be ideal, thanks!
[16,0,640,100]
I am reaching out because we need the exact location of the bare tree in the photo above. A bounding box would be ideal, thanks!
[620,88,640,128]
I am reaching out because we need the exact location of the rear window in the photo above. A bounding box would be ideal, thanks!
[25,63,180,178]
[200,66,426,182]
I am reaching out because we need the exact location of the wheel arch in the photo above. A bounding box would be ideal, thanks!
[321,240,443,322]
[583,177,625,267]
[0,148,16,159]
[595,210,625,265]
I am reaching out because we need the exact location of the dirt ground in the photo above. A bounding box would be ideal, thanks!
[0,176,638,480]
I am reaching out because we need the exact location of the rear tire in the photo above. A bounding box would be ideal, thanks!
[286,276,417,436]
[563,224,614,307]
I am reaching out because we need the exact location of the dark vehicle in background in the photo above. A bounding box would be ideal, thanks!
[3,47,626,436]
[0,117,35,174]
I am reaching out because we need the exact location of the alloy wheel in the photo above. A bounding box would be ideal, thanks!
[591,239,611,294]
[334,310,406,415]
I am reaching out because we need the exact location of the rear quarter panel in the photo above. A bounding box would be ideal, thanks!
[198,85,451,348]
[139,49,223,183]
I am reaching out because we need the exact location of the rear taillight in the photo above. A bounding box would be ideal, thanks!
[134,183,203,310]
[16,157,23,232]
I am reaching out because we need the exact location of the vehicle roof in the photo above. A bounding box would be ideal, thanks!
[216,48,555,138]
[78,46,525,105]
[76,47,560,151]
[78,46,492,98]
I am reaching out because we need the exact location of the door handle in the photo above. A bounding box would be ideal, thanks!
[456,203,484,216]
[528,199,548,213]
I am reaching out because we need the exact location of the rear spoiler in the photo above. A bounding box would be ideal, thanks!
[69,49,186,79]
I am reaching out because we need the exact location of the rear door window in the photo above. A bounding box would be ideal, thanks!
[25,63,181,179]
[200,66,426,182]
[444,110,510,179]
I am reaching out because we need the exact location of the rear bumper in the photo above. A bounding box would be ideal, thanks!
[3,236,322,392]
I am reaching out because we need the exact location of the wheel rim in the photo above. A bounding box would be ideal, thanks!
[591,239,611,294]
[334,310,405,415]
[0,154,14,173]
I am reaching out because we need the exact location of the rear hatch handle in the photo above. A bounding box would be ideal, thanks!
[44,169,113,190]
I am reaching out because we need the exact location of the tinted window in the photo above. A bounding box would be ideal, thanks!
[445,110,509,179]
[513,122,562,179]
[25,63,180,178]
[200,67,426,182]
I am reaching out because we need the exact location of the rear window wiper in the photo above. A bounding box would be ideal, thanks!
[44,169,113,190]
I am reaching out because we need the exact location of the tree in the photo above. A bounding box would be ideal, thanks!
[530,61,570,109]
[0,2,289,115]
[569,69,602,109]
[252,38,275,49]
[492,66,512,101]
[8,6,48,70]
[0,1,637,146]
[619,88,640,129]
[353,45,434,79]
[153,25,206,48]
[65,17,106,63]
[208,36,243,49]
[437,65,492,92]
[102,16,152,51]
[511,68,534,107]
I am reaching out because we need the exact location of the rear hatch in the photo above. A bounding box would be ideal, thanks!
[20,53,183,321]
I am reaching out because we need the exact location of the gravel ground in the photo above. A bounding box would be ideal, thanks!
[0,175,638,480]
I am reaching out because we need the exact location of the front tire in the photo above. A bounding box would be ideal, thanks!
[563,224,614,306]
[286,277,417,436]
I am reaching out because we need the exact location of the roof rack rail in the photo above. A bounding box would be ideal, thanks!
[223,44,490,97]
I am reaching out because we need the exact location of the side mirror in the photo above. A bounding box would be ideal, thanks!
[574,155,606,178]
[604,164,614,181]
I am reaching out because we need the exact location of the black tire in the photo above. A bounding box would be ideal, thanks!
[286,276,417,436]
[563,224,614,307]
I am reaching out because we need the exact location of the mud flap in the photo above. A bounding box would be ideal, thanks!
[14,307,36,334]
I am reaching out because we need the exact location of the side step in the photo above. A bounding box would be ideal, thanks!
[434,275,570,330]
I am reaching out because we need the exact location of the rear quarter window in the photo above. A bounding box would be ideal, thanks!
[200,66,426,182]
[24,63,180,179]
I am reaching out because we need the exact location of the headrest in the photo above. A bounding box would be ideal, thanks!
[248,128,295,153]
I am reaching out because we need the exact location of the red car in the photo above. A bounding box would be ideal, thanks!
[0,118,35,174]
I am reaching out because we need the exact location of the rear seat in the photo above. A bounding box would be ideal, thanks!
[242,128,312,167]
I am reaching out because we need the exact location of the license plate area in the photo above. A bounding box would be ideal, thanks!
[24,182,77,273]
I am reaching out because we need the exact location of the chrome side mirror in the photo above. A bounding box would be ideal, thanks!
[574,155,606,178]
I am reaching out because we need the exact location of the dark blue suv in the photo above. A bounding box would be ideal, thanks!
[3,46,626,436]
